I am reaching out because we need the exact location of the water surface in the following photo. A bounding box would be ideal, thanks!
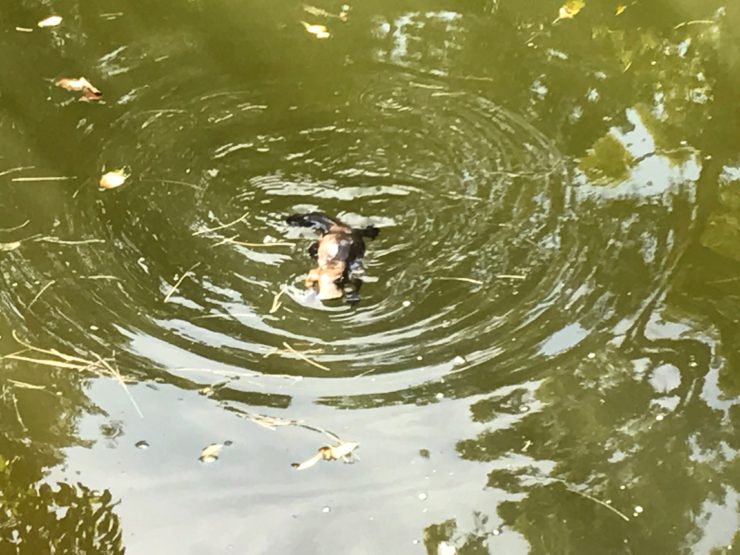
[1,0,738,553]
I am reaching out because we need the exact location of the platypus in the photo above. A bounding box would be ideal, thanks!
[286,212,379,303]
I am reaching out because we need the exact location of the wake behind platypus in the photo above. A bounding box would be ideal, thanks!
[286,212,379,304]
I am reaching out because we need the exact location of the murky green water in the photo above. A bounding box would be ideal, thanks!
[1,0,738,552]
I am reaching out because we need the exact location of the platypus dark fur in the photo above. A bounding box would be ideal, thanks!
[286,212,379,303]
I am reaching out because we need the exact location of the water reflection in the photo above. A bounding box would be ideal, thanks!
[1,0,739,552]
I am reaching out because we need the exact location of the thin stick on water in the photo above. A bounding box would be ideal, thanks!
[34,237,105,245]
[164,262,201,302]
[438,277,484,285]
[28,280,56,309]
[495,274,526,280]
[0,166,35,178]
[11,176,77,182]
[11,392,27,432]
[673,19,715,29]
[269,289,284,314]
[564,486,631,522]
[158,179,201,190]
[82,275,121,281]
[93,352,144,419]
[282,342,331,372]
[214,237,294,248]
[193,210,250,236]
[210,234,239,247]
[0,220,30,233]
[7,379,46,390]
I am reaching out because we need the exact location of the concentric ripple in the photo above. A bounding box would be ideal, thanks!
[1,69,690,386]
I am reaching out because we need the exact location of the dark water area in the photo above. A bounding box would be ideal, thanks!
[1,0,738,552]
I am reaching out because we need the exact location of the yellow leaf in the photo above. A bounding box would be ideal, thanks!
[198,443,224,463]
[99,169,129,190]
[615,4,627,15]
[557,0,585,21]
[38,16,63,28]
[301,21,331,39]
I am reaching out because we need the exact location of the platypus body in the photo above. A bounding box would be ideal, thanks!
[286,212,379,303]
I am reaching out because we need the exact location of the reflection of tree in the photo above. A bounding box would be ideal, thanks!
[366,1,739,552]
[0,360,124,553]
[1,457,124,553]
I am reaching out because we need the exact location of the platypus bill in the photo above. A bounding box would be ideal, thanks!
[286,212,379,303]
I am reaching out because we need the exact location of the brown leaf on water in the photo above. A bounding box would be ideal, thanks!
[199,442,224,463]
[55,77,102,101]
[38,15,63,28]
[555,0,585,22]
[292,441,359,470]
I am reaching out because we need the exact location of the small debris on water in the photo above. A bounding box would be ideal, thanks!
[38,15,63,28]
[301,21,330,39]
[519,404,530,412]
[55,77,102,101]
[452,355,466,366]
[322,506,331,513]
[634,505,643,514]
[587,352,596,359]
[99,169,129,190]
[293,441,359,470]
[417,355,423,361]
[492,528,502,536]
[435,392,444,401]
[418,492,428,501]
[419,448,430,458]
[555,0,585,22]
[438,542,457,555]
[135,440,150,449]
[402,300,411,307]
[199,442,225,463]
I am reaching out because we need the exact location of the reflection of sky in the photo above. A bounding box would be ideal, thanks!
[576,108,701,199]
[538,322,588,356]
[373,11,464,72]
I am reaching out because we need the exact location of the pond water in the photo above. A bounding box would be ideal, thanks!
[1,0,738,553]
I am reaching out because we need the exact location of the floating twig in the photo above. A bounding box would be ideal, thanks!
[2,331,142,417]
[0,220,30,233]
[673,19,715,30]
[495,274,526,280]
[282,342,331,372]
[269,289,285,314]
[11,176,77,182]
[212,236,293,248]
[438,277,484,285]
[164,262,201,302]
[564,486,631,522]
[193,210,250,236]
[0,166,35,178]
[34,236,105,245]
[157,178,202,190]
[28,280,56,309]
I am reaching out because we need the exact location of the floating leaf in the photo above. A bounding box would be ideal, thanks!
[301,21,331,39]
[556,0,585,21]
[292,441,359,470]
[0,241,22,252]
[38,15,63,28]
[99,169,129,190]
[615,4,627,15]
[198,442,224,463]
[55,77,102,101]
